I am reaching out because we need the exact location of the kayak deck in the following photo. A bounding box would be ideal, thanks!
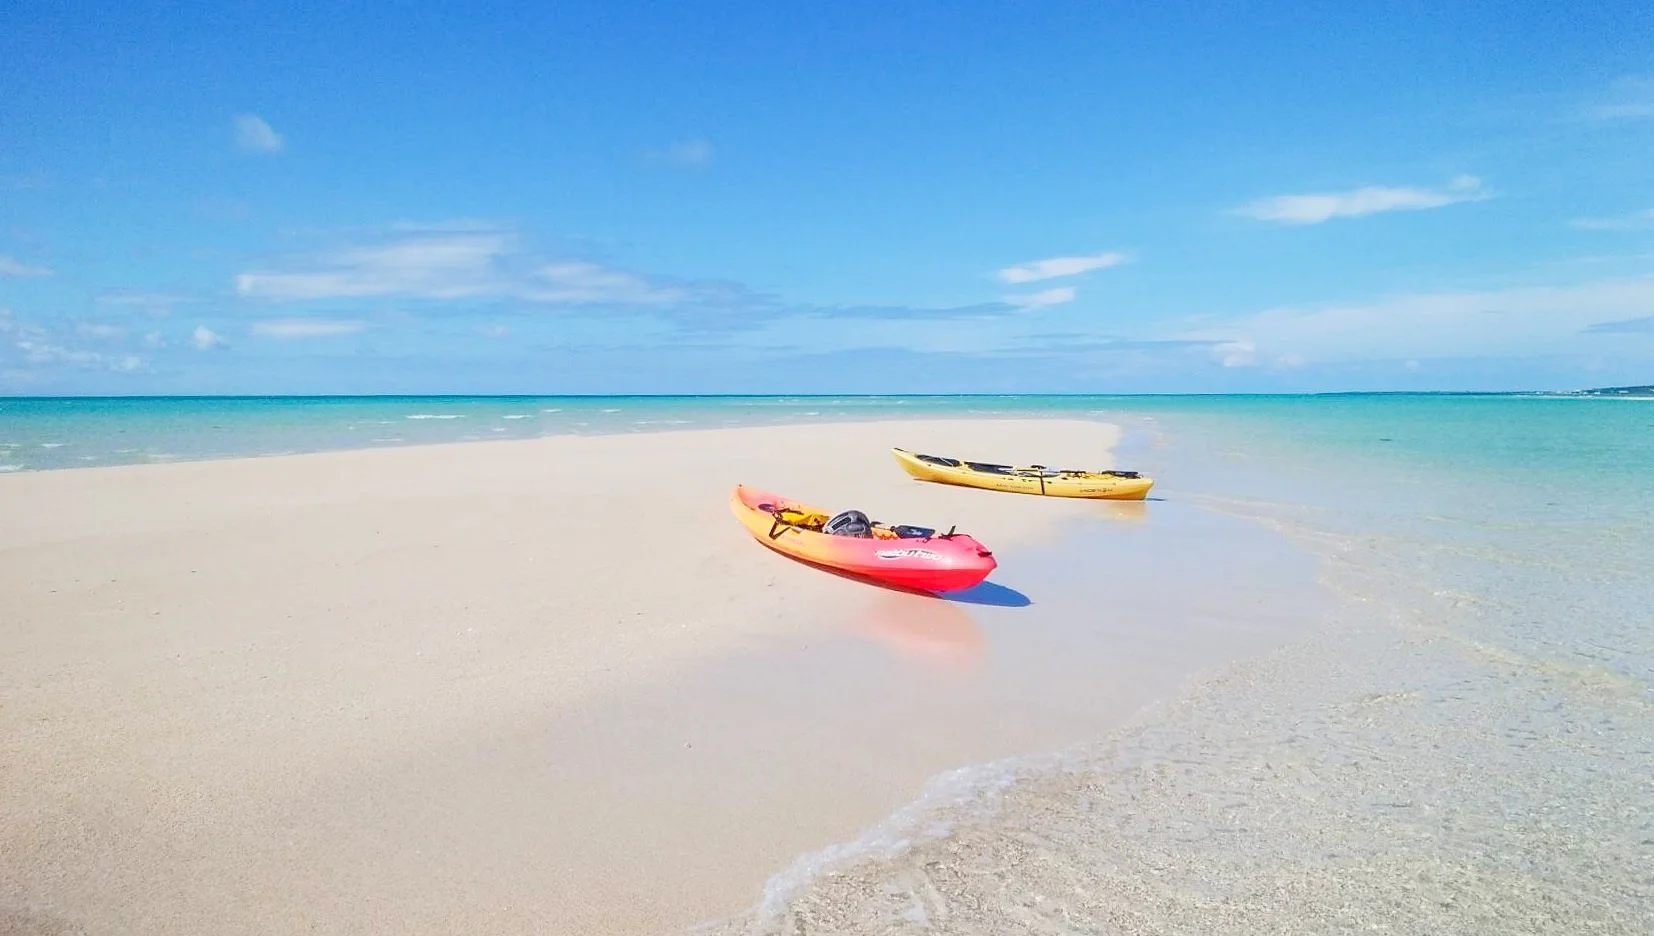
[730,485,996,592]
[891,447,1154,500]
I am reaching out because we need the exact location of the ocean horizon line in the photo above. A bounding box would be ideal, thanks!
[0,388,1611,403]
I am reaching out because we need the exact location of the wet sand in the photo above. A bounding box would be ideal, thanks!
[0,419,1322,935]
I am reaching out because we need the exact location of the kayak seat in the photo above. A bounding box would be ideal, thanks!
[823,509,874,537]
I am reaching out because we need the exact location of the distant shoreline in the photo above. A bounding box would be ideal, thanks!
[1,388,1638,401]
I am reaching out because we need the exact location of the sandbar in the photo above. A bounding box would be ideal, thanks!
[0,418,1320,935]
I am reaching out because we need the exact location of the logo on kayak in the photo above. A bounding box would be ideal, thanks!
[875,548,944,561]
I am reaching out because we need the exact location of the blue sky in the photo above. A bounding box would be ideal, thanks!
[3,0,1654,394]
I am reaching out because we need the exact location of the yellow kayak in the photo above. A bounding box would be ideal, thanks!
[891,447,1154,500]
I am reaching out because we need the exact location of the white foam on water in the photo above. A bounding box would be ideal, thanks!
[501,414,532,419]
[541,408,563,413]
[40,442,66,448]
[740,752,1067,924]
[369,437,404,444]
[0,464,24,472]
[405,414,465,420]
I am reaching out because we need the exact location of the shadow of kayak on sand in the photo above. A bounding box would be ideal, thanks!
[938,580,1031,607]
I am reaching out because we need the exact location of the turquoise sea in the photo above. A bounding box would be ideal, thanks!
[0,391,1646,473]
[5,393,1652,932]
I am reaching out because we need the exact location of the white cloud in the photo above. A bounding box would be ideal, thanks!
[141,330,167,349]
[1175,275,1654,364]
[235,229,689,306]
[237,231,514,300]
[654,138,714,168]
[478,324,509,338]
[1212,339,1256,367]
[234,114,285,154]
[997,251,1129,284]
[251,318,366,338]
[1238,175,1487,225]
[97,291,183,313]
[1003,286,1077,309]
[75,322,126,339]
[15,338,143,372]
[527,261,685,304]
[192,325,228,350]
[0,255,53,277]
[16,340,97,366]
[1570,208,1654,232]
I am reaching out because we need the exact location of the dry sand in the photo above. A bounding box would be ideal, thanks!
[0,418,1318,935]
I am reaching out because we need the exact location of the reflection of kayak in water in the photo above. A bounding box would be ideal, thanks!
[851,591,986,672]
[1097,500,1149,524]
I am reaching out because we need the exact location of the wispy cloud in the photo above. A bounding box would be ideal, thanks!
[806,301,1016,321]
[1570,208,1654,232]
[1583,314,1654,334]
[141,331,167,349]
[251,318,366,339]
[237,229,699,307]
[235,223,1078,332]
[192,325,228,350]
[234,114,285,154]
[15,339,143,372]
[74,323,126,339]
[1175,275,1654,365]
[237,230,512,300]
[997,251,1128,284]
[1211,339,1257,368]
[97,291,184,314]
[1004,286,1077,309]
[1238,175,1487,225]
[529,261,686,304]
[0,255,53,277]
[651,138,714,168]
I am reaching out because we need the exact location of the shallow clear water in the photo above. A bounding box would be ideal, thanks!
[0,395,1049,470]
[6,391,1641,474]
[690,395,1654,934]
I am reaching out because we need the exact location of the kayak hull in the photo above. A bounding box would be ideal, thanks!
[891,447,1154,500]
[730,485,996,593]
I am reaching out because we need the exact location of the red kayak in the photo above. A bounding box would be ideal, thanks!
[730,485,997,593]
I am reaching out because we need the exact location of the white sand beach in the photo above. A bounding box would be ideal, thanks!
[0,419,1319,935]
